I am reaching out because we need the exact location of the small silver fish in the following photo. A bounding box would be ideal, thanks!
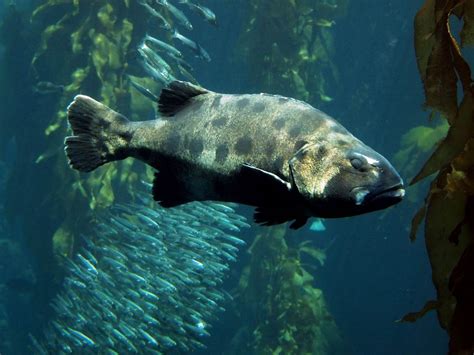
[33,81,64,94]
[172,29,211,62]
[138,0,172,31]
[156,0,193,30]
[180,0,218,27]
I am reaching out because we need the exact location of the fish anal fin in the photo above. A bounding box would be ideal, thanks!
[152,171,191,207]
[158,80,209,117]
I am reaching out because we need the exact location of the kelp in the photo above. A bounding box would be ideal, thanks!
[405,1,474,354]
[238,0,347,105]
[29,0,157,260]
[394,120,449,203]
[234,226,342,355]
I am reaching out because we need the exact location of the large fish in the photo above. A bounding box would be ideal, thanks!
[64,81,404,228]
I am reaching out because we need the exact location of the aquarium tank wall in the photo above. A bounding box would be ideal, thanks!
[0,0,472,354]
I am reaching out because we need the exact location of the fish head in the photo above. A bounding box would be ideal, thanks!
[289,140,404,217]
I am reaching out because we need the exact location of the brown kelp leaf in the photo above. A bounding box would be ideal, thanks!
[448,19,473,95]
[448,236,474,355]
[415,0,458,121]
[397,300,438,323]
[410,205,427,242]
[414,0,436,80]
[424,188,469,329]
[411,94,474,184]
[460,0,474,46]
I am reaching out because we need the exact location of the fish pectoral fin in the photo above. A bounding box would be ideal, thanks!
[240,164,307,228]
[240,163,292,192]
[158,80,209,117]
[254,206,308,229]
[152,170,192,207]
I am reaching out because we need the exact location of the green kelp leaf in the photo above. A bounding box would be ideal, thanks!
[35,146,61,164]
[411,94,474,184]
[400,121,449,153]
[52,225,74,259]
[71,15,91,54]
[97,4,116,32]
[31,0,70,19]
[120,19,133,51]
[397,300,438,322]
[95,166,116,208]
[319,92,333,102]
[45,122,61,136]
[299,246,326,266]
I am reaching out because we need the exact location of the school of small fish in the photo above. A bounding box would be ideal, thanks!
[135,0,216,89]
[30,187,248,354]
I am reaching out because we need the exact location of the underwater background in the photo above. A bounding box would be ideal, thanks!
[1,0,473,354]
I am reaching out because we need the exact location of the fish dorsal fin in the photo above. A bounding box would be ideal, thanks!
[158,80,209,117]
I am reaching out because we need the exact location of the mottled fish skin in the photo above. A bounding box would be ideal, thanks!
[64,81,404,227]
[129,92,349,198]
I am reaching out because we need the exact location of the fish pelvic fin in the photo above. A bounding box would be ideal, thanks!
[158,80,208,117]
[64,95,131,172]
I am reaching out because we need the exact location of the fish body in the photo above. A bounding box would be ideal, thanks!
[144,34,183,58]
[33,81,65,94]
[172,29,210,62]
[156,0,193,30]
[138,0,172,31]
[64,81,404,228]
[180,1,218,26]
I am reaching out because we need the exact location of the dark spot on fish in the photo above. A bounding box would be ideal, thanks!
[289,125,302,138]
[272,117,286,129]
[211,95,222,109]
[273,156,284,171]
[252,102,266,113]
[317,146,327,158]
[215,144,229,164]
[265,141,276,156]
[163,133,181,152]
[235,137,253,155]
[294,140,307,152]
[337,139,348,146]
[189,99,204,112]
[212,116,228,127]
[188,138,204,157]
[278,97,289,104]
[236,98,250,109]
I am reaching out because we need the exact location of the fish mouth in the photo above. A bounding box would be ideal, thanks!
[368,183,405,205]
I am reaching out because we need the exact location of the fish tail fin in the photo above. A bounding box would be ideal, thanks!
[64,95,131,172]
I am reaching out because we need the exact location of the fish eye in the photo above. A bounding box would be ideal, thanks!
[350,157,363,170]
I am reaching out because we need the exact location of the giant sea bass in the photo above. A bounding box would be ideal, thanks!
[64,81,405,228]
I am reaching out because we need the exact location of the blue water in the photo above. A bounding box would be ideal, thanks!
[0,0,448,354]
